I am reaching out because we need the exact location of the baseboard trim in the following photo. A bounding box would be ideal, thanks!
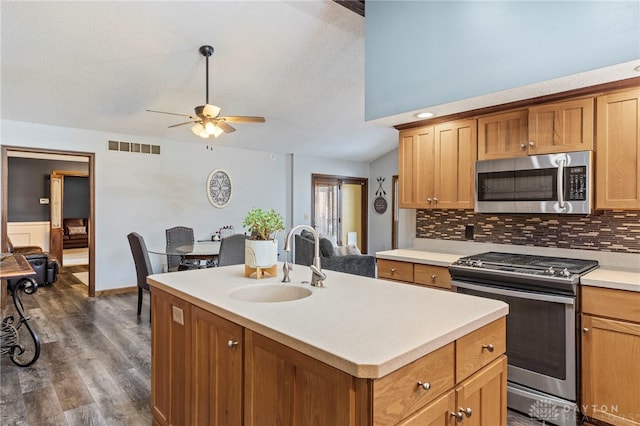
[95,286,137,297]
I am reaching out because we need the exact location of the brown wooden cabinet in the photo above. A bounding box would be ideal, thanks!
[478,109,529,160]
[477,98,594,160]
[528,97,594,154]
[595,87,640,210]
[378,258,452,291]
[581,286,640,426]
[191,306,243,426]
[398,119,476,209]
[151,290,506,426]
[151,288,192,426]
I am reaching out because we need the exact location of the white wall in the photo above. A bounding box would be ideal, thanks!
[368,148,415,254]
[1,119,286,291]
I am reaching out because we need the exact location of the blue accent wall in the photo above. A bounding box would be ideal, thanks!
[365,1,640,120]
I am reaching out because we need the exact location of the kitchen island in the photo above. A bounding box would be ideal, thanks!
[148,263,508,425]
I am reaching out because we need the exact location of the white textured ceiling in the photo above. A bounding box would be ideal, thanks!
[2,1,638,163]
[1,0,397,162]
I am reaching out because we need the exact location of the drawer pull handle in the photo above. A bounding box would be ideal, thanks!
[582,327,589,333]
[390,268,396,273]
[417,381,431,391]
[431,274,436,280]
[227,340,239,349]
[459,407,473,418]
[451,411,464,422]
[482,343,494,352]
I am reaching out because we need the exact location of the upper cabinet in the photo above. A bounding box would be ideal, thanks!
[595,87,640,210]
[478,110,529,160]
[399,119,476,209]
[528,97,594,154]
[477,98,594,160]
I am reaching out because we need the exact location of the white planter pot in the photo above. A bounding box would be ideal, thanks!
[245,239,278,268]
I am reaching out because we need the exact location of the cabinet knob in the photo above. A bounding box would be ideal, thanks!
[390,268,396,273]
[482,343,494,352]
[451,411,464,422]
[427,198,432,203]
[417,381,431,391]
[432,197,438,203]
[520,143,527,150]
[582,327,589,334]
[459,407,473,418]
[529,141,534,147]
[431,274,437,281]
[227,340,239,349]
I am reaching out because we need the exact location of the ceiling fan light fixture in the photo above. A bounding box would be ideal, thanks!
[191,122,205,136]
[202,104,221,118]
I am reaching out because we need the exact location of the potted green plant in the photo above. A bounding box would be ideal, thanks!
[242,208,285,276]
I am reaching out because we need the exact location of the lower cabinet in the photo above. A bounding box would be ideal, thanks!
[581,286,640,426]
[378,258,452,291]
[151,288,506,426]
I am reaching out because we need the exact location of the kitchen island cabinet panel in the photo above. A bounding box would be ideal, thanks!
[244,330,355,426]
[151,289,192,426]
[596,87,640,210]
[414,264,451,290]
[192,306,243,426]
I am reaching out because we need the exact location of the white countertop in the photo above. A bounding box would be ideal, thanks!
[376,249,460,266]
[147,264,508,379]
[581,268,640,292]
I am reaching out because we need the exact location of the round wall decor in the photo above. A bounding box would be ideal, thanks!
[206,169,232,208]
[373,196,388,214]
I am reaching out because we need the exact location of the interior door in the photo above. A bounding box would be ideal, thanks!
[49,173,64,265]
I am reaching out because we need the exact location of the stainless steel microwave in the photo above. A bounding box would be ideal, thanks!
[475,151,593,214]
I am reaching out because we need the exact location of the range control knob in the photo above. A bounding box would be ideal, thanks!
[545,267,555,275]
[561,268,571,277]
[473,260,484,268]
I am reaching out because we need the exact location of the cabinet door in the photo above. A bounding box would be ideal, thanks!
[151,289,192,426]
[191,306,243,426]
[244,330,356,426]
[477,110,529,160]
[455,356,508,426]
[399,127,435,208]
[596,88,640,209]
[434,119,477,209]
[397,390,456,426]
[528,97,594,154]
[581,314,640,426]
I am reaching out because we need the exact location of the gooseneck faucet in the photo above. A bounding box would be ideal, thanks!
[282,225,327,287]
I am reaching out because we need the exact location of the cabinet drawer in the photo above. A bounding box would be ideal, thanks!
[414,264,451,290]
[378,259,414,282]
[456,318,506,382]
[373,343,454,425]
[582,286,640,323]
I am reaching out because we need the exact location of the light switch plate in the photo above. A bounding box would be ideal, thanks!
[172,306,184,325]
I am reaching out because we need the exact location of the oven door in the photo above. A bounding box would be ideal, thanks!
[454,281,576,401]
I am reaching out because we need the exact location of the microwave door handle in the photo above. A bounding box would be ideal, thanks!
[557,159,566,209]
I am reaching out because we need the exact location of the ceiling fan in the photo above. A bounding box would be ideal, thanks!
[147,45,265,140]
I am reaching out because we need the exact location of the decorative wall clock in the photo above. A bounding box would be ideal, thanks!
[206,169,232,208]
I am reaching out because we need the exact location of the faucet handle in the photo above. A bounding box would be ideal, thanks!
[310,264,327,287]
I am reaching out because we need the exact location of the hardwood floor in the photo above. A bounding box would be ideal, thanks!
[1,265,151,425]
[1,265,543,426]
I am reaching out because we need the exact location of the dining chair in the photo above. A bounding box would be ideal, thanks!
[127,232,152,317]
[217,234,248,267]
[165,226,198,271]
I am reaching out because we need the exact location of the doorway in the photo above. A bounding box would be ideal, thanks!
[311,174,368,253]
[1,146,95,298]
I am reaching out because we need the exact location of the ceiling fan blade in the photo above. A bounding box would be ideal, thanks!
[146,109,195,119]
[215,120,236,133]
[221,116,266,123]
[168,120,198,128]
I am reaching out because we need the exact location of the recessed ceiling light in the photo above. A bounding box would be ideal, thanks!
[414,111,435,119]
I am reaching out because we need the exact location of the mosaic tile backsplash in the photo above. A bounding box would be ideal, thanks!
[415,210,640,254]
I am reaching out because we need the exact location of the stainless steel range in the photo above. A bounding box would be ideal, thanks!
[449,252,599,426]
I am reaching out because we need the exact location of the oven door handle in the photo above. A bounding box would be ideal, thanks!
[557,158,566,209]
[452,280,575,305]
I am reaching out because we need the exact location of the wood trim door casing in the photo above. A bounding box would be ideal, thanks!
[1,145,96,302]
[311,173,369,253]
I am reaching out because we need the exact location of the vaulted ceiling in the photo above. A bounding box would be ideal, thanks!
[1,1,397,162]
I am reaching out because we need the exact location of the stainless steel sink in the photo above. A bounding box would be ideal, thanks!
[228,284,312,303]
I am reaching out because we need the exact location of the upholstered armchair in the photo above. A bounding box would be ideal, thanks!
[6,237,59,287]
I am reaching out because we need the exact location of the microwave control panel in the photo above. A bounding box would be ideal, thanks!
[566,166,587,201]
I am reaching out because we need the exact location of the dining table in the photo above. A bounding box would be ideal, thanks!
[147,241,221,269]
